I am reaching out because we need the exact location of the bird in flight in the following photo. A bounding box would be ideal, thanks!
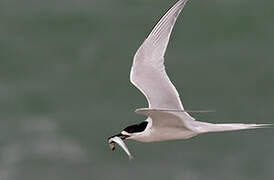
[108,0,271,159]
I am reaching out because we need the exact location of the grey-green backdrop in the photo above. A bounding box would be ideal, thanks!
[0,0,273,180]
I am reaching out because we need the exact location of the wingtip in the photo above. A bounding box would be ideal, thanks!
[177,0,191,8]
[255,124,274,128]
[129,155,135,161]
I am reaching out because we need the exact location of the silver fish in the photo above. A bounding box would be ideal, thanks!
[108,136,134,160]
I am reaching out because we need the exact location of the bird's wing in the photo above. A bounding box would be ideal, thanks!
[135,108,195,122]
[130,0,189,110]
[137,109,194,131]
[135,108,216,114]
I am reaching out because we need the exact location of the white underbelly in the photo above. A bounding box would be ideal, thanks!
[135,127,197,142]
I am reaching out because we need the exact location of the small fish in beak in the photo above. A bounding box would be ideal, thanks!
[109,141,116,151]
[108,135,134,160]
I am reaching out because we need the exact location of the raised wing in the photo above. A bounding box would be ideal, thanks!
[130,0,189,109]
[135,108,216,114]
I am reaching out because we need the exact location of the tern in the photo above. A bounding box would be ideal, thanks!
[108,0,272,158]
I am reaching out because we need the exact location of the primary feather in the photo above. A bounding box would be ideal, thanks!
[130,0,189,110]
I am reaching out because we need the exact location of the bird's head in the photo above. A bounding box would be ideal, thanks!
[108,121,149,151]
[108,121,148,141]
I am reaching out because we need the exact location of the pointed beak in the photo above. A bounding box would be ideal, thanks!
[108,133,129,140]
[117,133,130,140]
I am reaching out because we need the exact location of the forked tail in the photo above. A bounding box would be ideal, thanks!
[194,121,273,133]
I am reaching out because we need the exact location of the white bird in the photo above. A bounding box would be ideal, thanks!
[108,0,272,158]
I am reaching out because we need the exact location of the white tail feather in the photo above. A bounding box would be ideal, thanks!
[194,121,273,133]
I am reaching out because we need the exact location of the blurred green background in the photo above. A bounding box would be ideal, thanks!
[0,0,273,179]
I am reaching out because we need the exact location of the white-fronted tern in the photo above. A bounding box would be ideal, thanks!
[108,0,272,159]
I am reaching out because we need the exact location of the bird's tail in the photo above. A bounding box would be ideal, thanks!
[193,121,273,133]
